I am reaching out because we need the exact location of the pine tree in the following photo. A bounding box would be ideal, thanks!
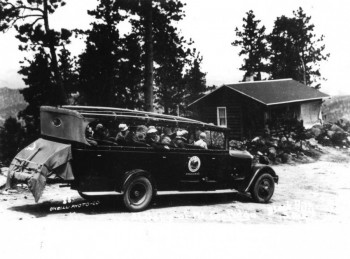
[0,117,25,165]
[120,0,197,114]
[232,10,269,81]
[0,0,69,104]
[78,0,125,106]
[268,7,329,87]
[58,47,78,101]
[183,53,207,106]
[18,50,53,140]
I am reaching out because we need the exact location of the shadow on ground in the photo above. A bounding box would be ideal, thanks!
[9,192,252,218]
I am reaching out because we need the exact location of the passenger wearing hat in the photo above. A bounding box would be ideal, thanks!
[145,126,170,150]
[115,123,130,145]
[160,127,174,145]
[94,123,110,142]
[145,126,160,144]
[173,129,188,148]
[194,132,208,149]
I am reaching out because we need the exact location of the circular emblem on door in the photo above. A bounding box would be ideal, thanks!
[51,117,62,127]
[188,156,201,173]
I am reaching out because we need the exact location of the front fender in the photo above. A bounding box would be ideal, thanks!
[243,164,278,193]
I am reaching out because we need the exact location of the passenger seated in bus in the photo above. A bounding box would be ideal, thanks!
[125,126,148,147]
[194,132,208,149]
[93,123,118,145]
[160,127,174,145]
[115,123,130,145]
[136,125,147,141]
[173,130,188,148]
[146,126,169,150]
[85,125,97,146]
[95,124,109,139]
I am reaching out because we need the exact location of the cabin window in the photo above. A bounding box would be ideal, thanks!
[217,107,227,127]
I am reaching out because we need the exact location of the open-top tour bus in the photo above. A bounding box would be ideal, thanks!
[6,106,278,212]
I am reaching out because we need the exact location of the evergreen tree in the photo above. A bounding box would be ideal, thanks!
[232,10,269,81]
[58,47,79,103]
[117,33,144,109]
[0,117,25,165]
[18,50,53,140]
[123,0,196,114]
[78,0,125,106]
[0,0,70,104]
[183,53,207,105]
[268,7,329,87]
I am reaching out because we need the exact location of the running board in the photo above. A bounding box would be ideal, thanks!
[157,190,237,195]
[79,191,121,196]
[79,189,238,196]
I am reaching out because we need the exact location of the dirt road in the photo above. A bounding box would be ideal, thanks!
[1,147,350,258]
[1,147,350,223]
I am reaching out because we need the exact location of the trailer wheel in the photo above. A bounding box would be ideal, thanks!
[250,173,275,203]
[123,176,153,212]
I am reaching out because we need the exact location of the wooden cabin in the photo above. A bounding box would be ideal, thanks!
[188,79,329,140]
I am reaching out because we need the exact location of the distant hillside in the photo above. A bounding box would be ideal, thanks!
[323,95,350,123]
[0,87,28,126]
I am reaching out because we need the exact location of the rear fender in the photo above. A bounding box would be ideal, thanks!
[244,165,278,193]
[118,169,156,194]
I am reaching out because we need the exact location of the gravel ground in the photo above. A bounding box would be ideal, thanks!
[1,146,350,258]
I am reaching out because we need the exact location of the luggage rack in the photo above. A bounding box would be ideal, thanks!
[62,105,229,131]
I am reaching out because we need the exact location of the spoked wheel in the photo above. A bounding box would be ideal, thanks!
[251,173,275,203]
[123,176,153,212]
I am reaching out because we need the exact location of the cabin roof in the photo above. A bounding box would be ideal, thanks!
[189,79,330,107]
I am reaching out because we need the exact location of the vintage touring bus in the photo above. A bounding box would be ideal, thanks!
[6,106,278,212]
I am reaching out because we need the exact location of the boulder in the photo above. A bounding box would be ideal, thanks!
[332,132,348,145]
[304,130,314,139]
[288,137,295,143]
[268,147,277,155]
[259,155,270,165]
[331,124,345,133]
[307,138,318,147]
[281,153,292,163]
[327,130,335,138]
[311,127,322,137]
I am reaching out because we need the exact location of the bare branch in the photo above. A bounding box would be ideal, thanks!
[30,17,43,27]
[18,5,44,13]
[18,14,43,19]
[3,2,44,13]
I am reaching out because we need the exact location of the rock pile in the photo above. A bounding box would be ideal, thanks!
[230,118,350,164]
[307,119,350,149]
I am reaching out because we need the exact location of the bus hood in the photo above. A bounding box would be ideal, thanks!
[6,138,74,202]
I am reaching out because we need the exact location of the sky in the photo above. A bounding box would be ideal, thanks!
[0,0,349,96]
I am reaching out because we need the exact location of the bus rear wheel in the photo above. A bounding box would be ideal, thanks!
[123,176,153,212]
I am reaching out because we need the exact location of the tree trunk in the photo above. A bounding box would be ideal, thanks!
[43,0,66,105]
[143,0,154,112]
[300,55,307,86]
